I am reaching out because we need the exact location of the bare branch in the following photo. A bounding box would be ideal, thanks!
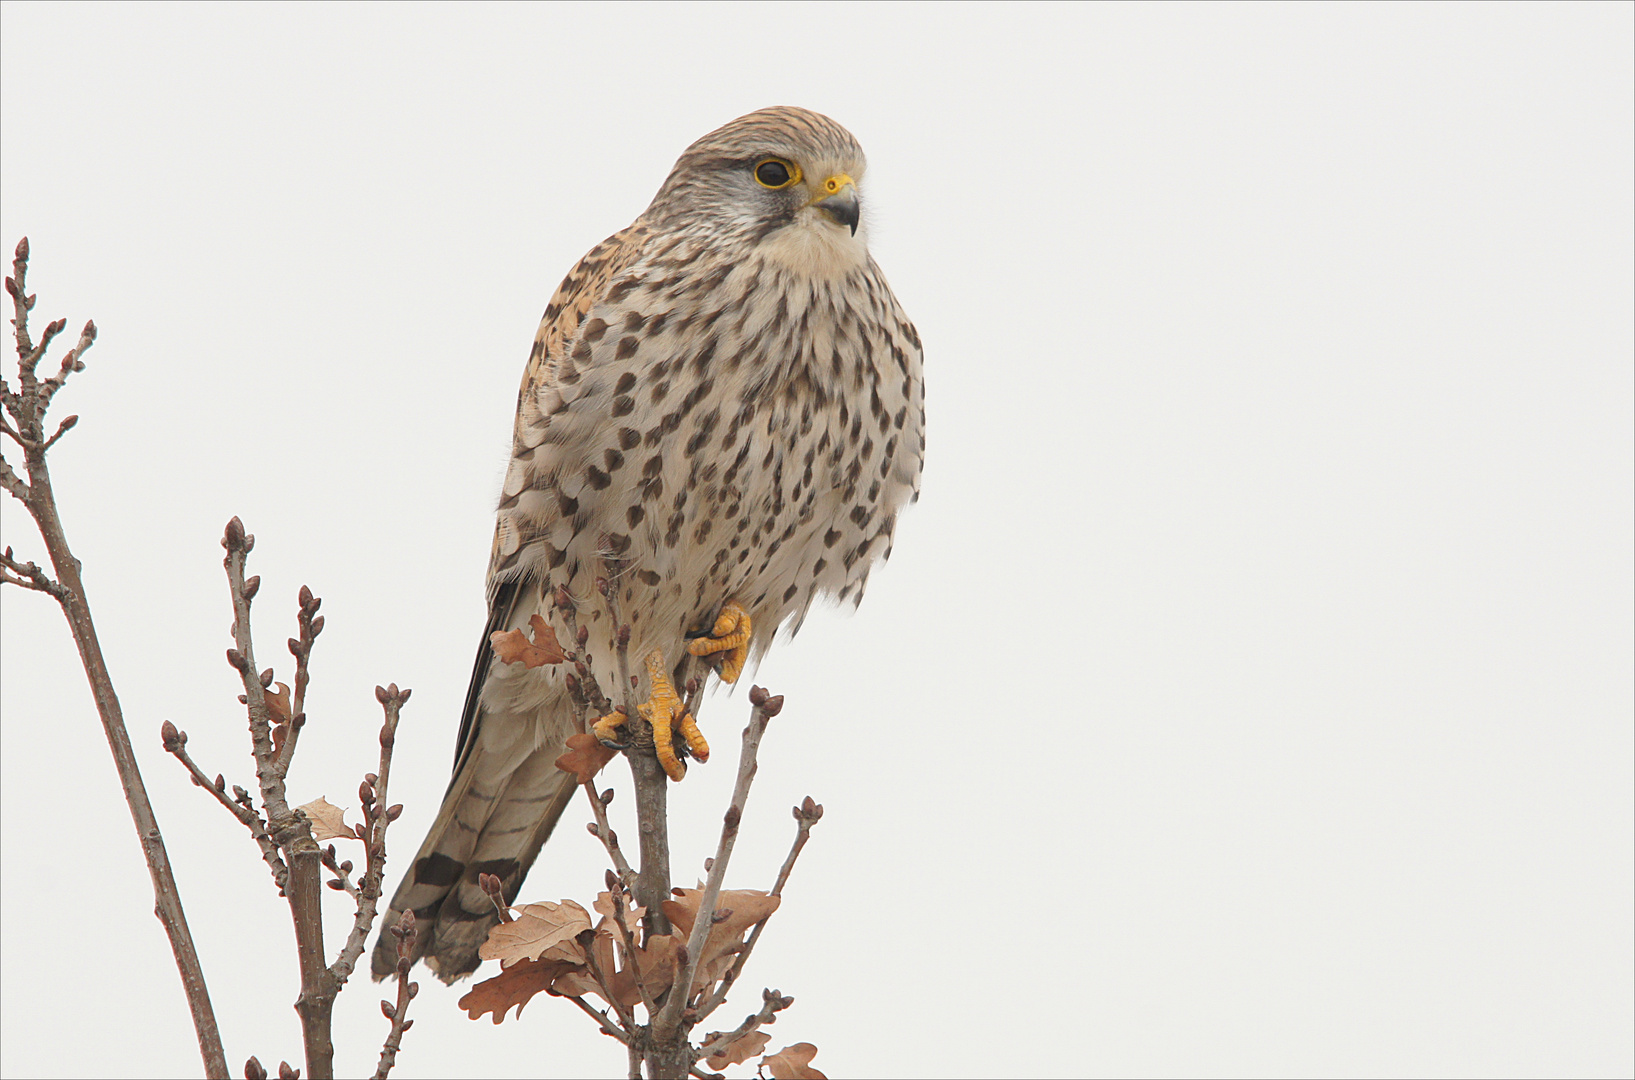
[695,986,793,1064]
[331,685,410,984]
[1,238,228,1077]
[0,454,27,502]
[276,586,323,777]
[0,546,68,600]
[221,520,335,1077]
[160,720,289,892]
[371,910,419,1079]
[697,795,821,1022]
[39,412,78,452]
[654,689,782,1039]
[563,993,631,1045]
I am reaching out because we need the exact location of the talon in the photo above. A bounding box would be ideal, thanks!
[637,650,704,781]
[591,709,629,749]
[687,601,752,683]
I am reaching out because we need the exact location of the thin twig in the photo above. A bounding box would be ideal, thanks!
[1,237,227,1077]
[332,685,410,984]
[564,993,631,1044]
[695,986,794,1063]
[0,546,67,599]
[584,783,636,888]
[161,721,289,891]
[697,797,821,1022]
[654,688,782,1040]
[221,527,333,1078]
[372,910,418,1079]
[602,870,659,1023]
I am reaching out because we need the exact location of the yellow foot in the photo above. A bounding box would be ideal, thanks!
[595,650,709,781]
[687,602,753,683]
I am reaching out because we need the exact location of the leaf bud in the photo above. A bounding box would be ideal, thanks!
[605,869,619,891]
[326,879,344,891]
[600,788,614,806]
[380,1000,397,1021]
[309,614,324,637]
[723,804,741,830]
[748,685,768,707]
[222,517,244,552]
[226,648,247,671]
[387,804,403,821]
[276,1061,295,1080]
[259,668,273,688]
[215,774,225,791]
[243,575,260,600]
[243,1056,267,1080]
[160,720,184,752]
[763,694,784,718]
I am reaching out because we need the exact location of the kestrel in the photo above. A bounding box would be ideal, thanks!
[374,107,924,981]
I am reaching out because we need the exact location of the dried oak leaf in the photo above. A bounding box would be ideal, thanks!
[458,957,580,1024]
[592,889,647,936]
[705,1029,770,1070]
[555,733,616,784]
[479,899,593,967]
[265,682,292,752]
[662,888,780,990]
[762,1043,826,1080]
[296,797,354,842]
[265,682,292,723]
[490,614,567,669]
[547,927,619,1000]
[605,933,681,1009]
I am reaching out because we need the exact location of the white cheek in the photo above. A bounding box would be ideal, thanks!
[758,208,869,278]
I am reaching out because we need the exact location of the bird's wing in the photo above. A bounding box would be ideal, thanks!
[448,222,654,784]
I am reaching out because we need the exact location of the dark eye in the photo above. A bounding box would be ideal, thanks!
[754,158,800,189]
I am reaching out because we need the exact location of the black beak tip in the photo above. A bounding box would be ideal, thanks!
[817,194,861,236]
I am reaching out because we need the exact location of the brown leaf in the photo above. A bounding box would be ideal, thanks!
[296,797,353,842]
[661,888,780,991]
[266,682,292,752]
[457,957,579,1024]
[592,890,647,943]
[479,899,593,967]
[705,1030,770,1070]
[555,733,616,784]
[265,682,292,723]
[763,1043,826,1080]
[490,614,567,668]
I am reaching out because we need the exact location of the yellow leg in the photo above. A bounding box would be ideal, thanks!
[635,649,707,781]
[686,601,753,683]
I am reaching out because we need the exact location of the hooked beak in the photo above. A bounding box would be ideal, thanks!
[811,174,860,235]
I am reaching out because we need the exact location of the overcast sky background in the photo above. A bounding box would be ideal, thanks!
[1,3,1630,1078]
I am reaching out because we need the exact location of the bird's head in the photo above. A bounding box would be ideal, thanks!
[648,106,870,276]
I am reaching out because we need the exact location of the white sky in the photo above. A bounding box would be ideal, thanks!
[2,3,1631,1077]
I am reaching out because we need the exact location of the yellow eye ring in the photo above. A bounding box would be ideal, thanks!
[753,158,802,190]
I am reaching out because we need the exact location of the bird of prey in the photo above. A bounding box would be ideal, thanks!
[373,107,925,981]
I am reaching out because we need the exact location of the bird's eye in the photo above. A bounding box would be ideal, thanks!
[753,159,800,190]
